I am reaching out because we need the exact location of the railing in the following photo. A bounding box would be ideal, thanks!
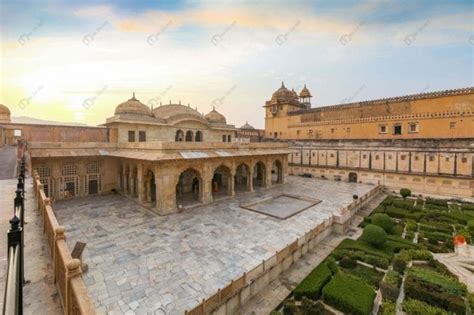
[32,171,96,315]
[3,156,27,315]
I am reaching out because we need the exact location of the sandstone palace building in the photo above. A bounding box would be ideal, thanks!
[265,84,473,197]
[0,96,289,215]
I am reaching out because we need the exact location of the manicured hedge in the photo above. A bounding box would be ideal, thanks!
[392,249,432,273]
[393,198,415,210]
[330,249,389,269]
[293,263,332,300]
[381,195,396,206]
[385,206,424,221]
[360,224,387,248]
[380,270,401,301]
[426,198,448,207]
[340,264,384,289]
[322,273,375,315]
[407,267,466,296]
[402,298,451,315]
[371,213,394,233]
[462,203,474,211]
[468,220,474,235]
[424,203,449,211]
[418,221,453,234]
[380,301,396,315]
[337,239,392,259]
[436,211,473,225]
[404,274,465,314]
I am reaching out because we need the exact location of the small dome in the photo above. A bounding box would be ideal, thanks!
[114,93,151,116]
[271,82,295,102]
[153,103,204,120]
[0,104,11,123]
[205,107,226,123]
[240,121,254,129]
[299,84,312,98]
[291,88,299,99]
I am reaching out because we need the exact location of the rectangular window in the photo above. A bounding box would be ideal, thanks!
[429,156,435,162]
[450,122,456,129]
[330,154,334,158]
[138,131,146,142]
[445,157,449,162]
[227,135,231,142]
[414,156,419,161]
[346,128,351,133]
[408,123,418,133]
[128,130,135,142]
[222,135,227,142]
[401,155,406,160]
[379,125,387,134]
[331,128,335,133]
[362,154,367,159]
[393,124,402,135]
[462,157,467,163]
[375,155,379,160]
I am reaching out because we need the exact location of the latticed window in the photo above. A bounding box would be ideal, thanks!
[87,163,100,174]
[37,166,51,178]
[62,164,77,176]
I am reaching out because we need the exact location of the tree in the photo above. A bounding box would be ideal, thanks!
[301,297,325,315]
[361,224,387,248]
[400,188,411,199]
[372,213,394,233]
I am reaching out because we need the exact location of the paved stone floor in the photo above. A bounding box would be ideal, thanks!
[242,194,320,219]
[0,177,62,314]
[54,176,374,314]
[0,146,16,180]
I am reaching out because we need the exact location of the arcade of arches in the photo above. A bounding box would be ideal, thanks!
[119,155,287,215]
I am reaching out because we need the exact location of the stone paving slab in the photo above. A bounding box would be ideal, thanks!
[54,176,375,314]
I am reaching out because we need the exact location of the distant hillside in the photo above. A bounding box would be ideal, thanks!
[11,116,90,127]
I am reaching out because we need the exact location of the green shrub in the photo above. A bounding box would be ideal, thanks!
[360,225,387,248]
[418,221,453,234]
[468,293,474,313]
[407,267,466,296]
[326,257,338,275]
[392,249,432,273]
[404,275,465,314]
[402,298,451,315]
[380,270,401,301]
[385,206,424,221]
[283,301,298,315]
[437,211,473,225]
[468,220,474,235]
[293,263,332,300]
[380,301,396,315]
[363,255,389,269]
[393,198,415,210]
[381,196,395,206]
[392,256,407,273]
[300,297,325,315]
[337,239,392,259]
[400,188,411,199]
[371,213,394,233]
[322,273,375,315]
[426,198,448,207]
[424,203,449,211]
[340,265,384,289]
[406,219,418,231]
[462,203,474,211]
[405,230,415,241]
[339,255,357,269]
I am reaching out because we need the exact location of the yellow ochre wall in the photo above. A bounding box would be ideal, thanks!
[265,91,474,140]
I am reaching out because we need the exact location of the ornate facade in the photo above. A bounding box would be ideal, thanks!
[19,94,289,215]
[265,84,473,140]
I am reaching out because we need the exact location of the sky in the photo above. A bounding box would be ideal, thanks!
[0,0,473,128]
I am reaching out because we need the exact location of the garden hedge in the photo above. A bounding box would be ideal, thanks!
[402,298,451,315]
[293,262,332,300]
[400,188,411,199]
[393,198,414,210]
[360,224,387,248]
[371,213,393,233]
[337,239,392,259]
[322,273,375,315]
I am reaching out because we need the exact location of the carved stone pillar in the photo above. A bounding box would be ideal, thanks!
[137,164,145,202]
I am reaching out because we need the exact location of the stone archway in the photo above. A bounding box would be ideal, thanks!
[212,165,231,199]
[348,172,358,183]
[271,159,283,184]
[175,130,184,142]
[176,168,202,208]
[235,163,250,193]
[195,131,203,142]
[185,130,193,142]
[253,161,266,188]
[145,170,156,203]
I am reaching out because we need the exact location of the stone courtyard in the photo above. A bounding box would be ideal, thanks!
[54,176,374,314]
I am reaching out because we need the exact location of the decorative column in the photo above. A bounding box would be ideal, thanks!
[249,165,254,192]
[146,174,151,202]
[201,165,213,204]
[265,160,272,187]
[137,164,145,202]
[128,165,134,196]
[229,169,236,196]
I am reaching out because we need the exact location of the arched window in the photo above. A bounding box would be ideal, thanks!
[175,130,184,142]
[185,130,193,142]
[195,131,203,142]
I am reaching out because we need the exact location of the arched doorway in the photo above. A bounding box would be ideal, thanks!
[145,171,156,203]
[185,130,193,142]
[195,131,203,142]
[348,172,358,183]
[176,168,202,207]
[175,130,184,142]
[212,165,231,199]
[235,163,250,193]
[271,160,283,184]
[253,161,266,188]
